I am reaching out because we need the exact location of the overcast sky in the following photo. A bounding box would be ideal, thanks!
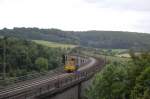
[0,0,150,33]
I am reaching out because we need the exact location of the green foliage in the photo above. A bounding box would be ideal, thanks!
[86,51,150,99]
[127,51,150,92]
[1,28,150,49]
[0,37,64,78]
[86,62,128,99]
[131,67,150,99]
[35,57,48,72]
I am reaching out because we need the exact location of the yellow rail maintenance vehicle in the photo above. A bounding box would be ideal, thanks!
[62,55,79,73]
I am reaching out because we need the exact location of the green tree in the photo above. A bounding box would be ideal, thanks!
[86,62,128,99]
[127,51,150,97]
[86,51,150,99]
[131,67,150,99]
[0,37,64,79]
[35,57,48,72]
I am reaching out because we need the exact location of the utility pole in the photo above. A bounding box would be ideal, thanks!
[105,53,106,65]
[3,37,6,80]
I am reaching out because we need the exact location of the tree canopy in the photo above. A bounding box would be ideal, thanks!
[86,51,150,99]
[1,28,150,49]
[0,37,64,78]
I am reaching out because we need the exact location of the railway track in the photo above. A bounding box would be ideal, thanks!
[0,57,104,99]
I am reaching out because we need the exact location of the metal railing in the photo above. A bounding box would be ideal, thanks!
[0,56,88,88]
[0,56,88,89]
[24,62,103,99]
[0,57,104,99]
[0,67,64,88]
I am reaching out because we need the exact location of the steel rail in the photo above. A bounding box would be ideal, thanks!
[0,56,103,99]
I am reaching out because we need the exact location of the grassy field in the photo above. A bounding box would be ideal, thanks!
[33,40,77,48]
[81,48,130,63]
[116,53,130,58]
[84,51,129,62]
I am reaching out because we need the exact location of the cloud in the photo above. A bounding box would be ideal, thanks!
[0,0,150,33]
[0,0,5,4]
[83,0,150,11]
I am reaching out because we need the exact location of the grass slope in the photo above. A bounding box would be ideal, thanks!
[33,40,76,48]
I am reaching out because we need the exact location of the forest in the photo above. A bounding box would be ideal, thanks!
[0,28,150,49]
[0,28,149,98]
[86,51,150,99]
[0,37,65,79]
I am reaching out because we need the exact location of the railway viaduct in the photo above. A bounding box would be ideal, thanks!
[0,57,105,99]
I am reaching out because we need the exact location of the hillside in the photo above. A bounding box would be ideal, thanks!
[0,37,64,79]
[0,28,150,49]
[33,40,76,48]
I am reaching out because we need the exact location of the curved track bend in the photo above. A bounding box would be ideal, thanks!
[0,57,104,99]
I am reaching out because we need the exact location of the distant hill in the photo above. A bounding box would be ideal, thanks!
[0,27,150,49]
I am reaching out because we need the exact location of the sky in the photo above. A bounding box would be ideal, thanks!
[0,0,150,33]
